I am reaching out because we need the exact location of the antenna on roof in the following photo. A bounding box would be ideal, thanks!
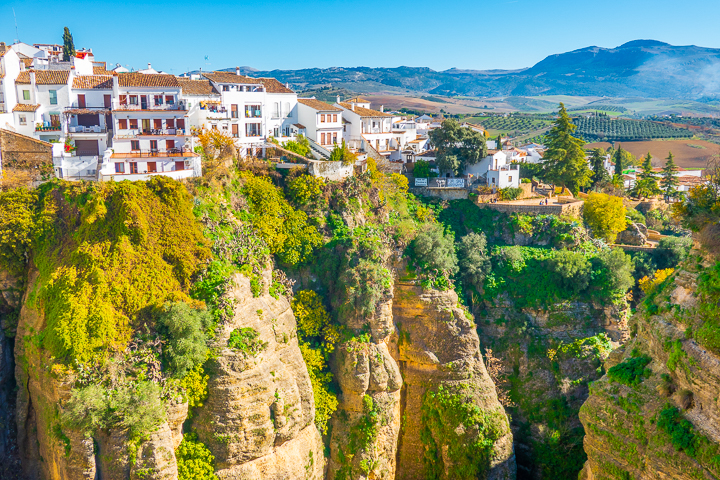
[12,8,19,43]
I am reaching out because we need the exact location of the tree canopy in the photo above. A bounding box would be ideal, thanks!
[589,148,610,188]
[62,27,75,62]
[631,152,661,199]
[583,192,627,243]
[541,103,592,194]
[429,119,487,175]
[660,152,679,198]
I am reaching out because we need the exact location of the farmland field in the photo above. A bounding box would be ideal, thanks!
[585,139,720,170]
[461,115,554,137]
[574,117,692,142]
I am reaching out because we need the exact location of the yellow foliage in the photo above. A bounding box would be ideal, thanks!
[639,268,674,294]
[287,174,324,206]
[583,192,627,243]
[180,365,209,412]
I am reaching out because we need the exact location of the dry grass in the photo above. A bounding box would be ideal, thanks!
[585,139,720,170]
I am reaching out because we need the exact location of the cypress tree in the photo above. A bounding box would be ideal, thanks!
[589,148,609,188]
[541,103,592,194]
[660,152,680,198]
[613,145,626,177]
[62,27,75,62]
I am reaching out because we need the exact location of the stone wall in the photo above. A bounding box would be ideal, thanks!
[308,160,354,181]
[409,187,469,200]
[0,129,53,189]
[476,200,584,217]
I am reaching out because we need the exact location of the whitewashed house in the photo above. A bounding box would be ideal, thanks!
[297,98,344,158]
[0,43,22,125]
[13,70,71,141]
[336,98,395,155]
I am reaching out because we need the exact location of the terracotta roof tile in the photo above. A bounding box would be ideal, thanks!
[93,66,114,75]
[298,98,342,112]
[346,96,370,103]
[339,102,391,118]
[16,70,70,85]
[118,72,179,88]
[13,104,40,112]
[73,75,114,89]
[257,77,294,94]
[177,78,220,96]
[202,71,263,85]
[22,58,33,68]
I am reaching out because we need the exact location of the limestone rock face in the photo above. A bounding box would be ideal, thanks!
[14,269,184,480]
[326,296,404,480]
[0,268,22,479]
[616,223,648,246]
[580,265,720,480]
[194,270,324,480]
[391,283,516,480]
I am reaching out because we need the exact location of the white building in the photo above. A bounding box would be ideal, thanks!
[297,98,344,158]
[13,70,71,141]
[0,43,23,124]
[336,98,396,156]
[464,148,519,188]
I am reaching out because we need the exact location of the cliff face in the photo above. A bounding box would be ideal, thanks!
[477,295,629,479]
[0,268,22,479]
[194,269,325,480]
[580,262,720,479]
[392,282,516,480]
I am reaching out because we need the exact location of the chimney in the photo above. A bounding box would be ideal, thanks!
[337,95,341,104]
[236,66,240,76]
[148,63,152,70]
[380,105,384,112]
[351,103,355,112]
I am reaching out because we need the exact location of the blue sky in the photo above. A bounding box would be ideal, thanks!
[2,0,719,73]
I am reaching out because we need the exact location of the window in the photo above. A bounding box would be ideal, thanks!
[333,133,338,144]
[153,119,162,129]
[333,114,337,122]
[508,176,513,182]
[23,90,30,101]
[131,140,140,151]
[284,102,290,116]
[49,90,57,105]
[231,104,238,118]
[175,161,184,171]
[129,95,138,105]
[321,133,326,145]
[166,118,175,129]
[232,124,238,138]
[223,85,229,92]
[166,140,175,150]
[119,95,128,106]
[115,162,125,174]
[273,102,279,119]
[150,140,158,152]
[165,95,174,105]
[211,124,217,130]
[19,115,27,125]
[129,119,138,129]
[118,119,128,129]
[245,105,261,118]
[246,123,261,136]
[320,114,325,123]
[154,95,163,106]
[176,119,185,129]
[147,162,157,173]
[129,162,138,174]
[273,127,279,137]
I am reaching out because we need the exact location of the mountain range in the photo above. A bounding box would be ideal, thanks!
[218,40,720,100]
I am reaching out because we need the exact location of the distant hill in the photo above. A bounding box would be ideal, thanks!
[205,41,720,100]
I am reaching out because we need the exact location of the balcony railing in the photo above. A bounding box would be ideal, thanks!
[69,126,108,133]
[114,102,186,111]
[36,125,62,132]
[113,149,195,158]
[66,103,111,111]
[115,129,188,138]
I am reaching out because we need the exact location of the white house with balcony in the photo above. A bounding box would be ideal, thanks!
[177,77,221,135]
[0,44,22,125]
[109,72,200,179]
[336,98,395,156]
[464,148,519,188]
[297,98,344,158]
[201,70,298,157]
[13,70,71,141]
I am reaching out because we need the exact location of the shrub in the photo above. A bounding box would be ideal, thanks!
[0,187,38,276]
[299,343,337,434]
[497,187,523,201]
[631,251,658,281]
[592,248,635,297]
[656,236,693,270]
[242,172,323,266]
[157,302,211,377]
[291,290,339,351]
[546,249,591,293]
[338,258,392,317]
[457,232,491,292]
[607,355,652,386]
[227,327,267,356]
[287,174,324,206]
[179,365,209,413]
[410,223,459,280]
[282,134,311,157]
[625,208,646,225]
[639,268,674,295]
[583,192,626,243]
[413,160,437,178]
[176,432,218,480]
[657,405,697,457]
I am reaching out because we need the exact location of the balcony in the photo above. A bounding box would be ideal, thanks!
[115,129,189,139]
[111,150,197,158]
[69,125,108,134]
[114,102,186,112]
[65,103,111,113]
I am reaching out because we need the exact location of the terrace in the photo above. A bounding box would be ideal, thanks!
[111,150,197,158]
[115,129,190,138]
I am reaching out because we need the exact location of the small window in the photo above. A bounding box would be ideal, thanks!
[154,95,163,106]
[333,133,338,144]
[19,115,27,125]
[320,114,325,123]
[129,162,138,174]
[129,119,138,129]
[333,114,337,122]
[223,85,229,92]
[131,140,140,151]
[115,162,125,174]
[49,90,58,105]
[23,90,30,101]
[118,119,128,129]
[321,133,326,144]
[165,95,174,105]
[129,95,138,105]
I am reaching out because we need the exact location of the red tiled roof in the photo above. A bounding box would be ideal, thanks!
[73,75,114,89]
[202,71,263,85]
[257,77,294,94]
[177,78,219,96]
[339,102,391,118]
[16,70,70,85]
[13,104,40,112]
[93,65,114,75]
[118,72,180,88]
[298,98,342,112]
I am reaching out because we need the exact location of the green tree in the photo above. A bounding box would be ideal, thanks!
[632,152,661,199]
[589,148,609,188]
[156,302,211,377]
[62,27,75,62]
[328,140,358,165]
[541,103,592,194]
[613,145,626,177]
[457,232,491,292]
[547,250,592,293]
[583,192,627,243]
[496,134,503,150]
[283,134,311,157]
[411,223,459,280]
[660,152,680,198]
[429,119,487,175]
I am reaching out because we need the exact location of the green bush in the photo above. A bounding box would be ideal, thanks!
[591,248,635,298]
[656,236,693,270]
[457,232,491,292]
[657,406,697,457]
[287,174,325,206]
[607,355,652,386]
[338,258,392,317]
[176,432,218,480]
[410,223,459,282]
[413,160,437,178]
[498,187,523,201]
[631,251,658,281]
[227,327,267,356]
[0,187,38,276]
[546,250,592,293]
[625,208,646,225]
[157,302,211,377]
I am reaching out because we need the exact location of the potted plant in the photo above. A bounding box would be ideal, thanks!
[64,138,77,154]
